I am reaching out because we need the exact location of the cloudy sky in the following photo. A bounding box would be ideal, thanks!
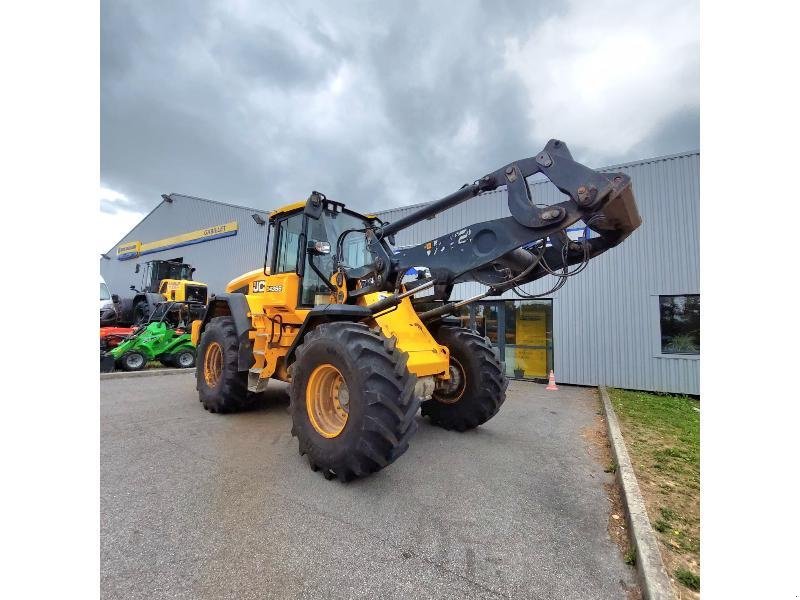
[100,0,698,252]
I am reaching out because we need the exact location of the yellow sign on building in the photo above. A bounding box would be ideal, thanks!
[117,221,238,260]
[514,304,548,378]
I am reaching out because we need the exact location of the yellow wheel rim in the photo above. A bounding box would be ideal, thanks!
[305,364,349,438]
[204,341,223,388]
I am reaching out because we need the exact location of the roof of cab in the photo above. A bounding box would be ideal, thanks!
[269,199,376,222]
[268,200,307,219]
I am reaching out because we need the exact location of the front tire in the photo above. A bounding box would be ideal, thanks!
[196,317,252,413]
[289,322,419,482]
[421,326,508,431]
[118,351,146,372]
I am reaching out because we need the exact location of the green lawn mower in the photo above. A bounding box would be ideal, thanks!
[105,301,200,372]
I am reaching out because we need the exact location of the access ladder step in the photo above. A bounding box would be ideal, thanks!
[247,367,269,393]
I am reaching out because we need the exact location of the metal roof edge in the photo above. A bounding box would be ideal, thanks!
[596,149,700,172]
[102,199,167,257]
[102,193,273,256]
[165,192,272,215]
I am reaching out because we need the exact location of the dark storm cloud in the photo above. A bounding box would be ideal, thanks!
[630,106,700,159]
[101,0,699,217]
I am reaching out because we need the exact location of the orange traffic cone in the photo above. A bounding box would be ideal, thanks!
[546,370,559,391]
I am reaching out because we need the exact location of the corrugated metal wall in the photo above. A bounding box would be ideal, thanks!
[376,151,700,395]
[100,194,270,295]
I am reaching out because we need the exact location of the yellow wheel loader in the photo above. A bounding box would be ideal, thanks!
[118,259,208,326]
[192,139,641,481]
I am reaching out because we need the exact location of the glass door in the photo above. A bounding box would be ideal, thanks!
[504,300,553,379]
[468,300,553,380]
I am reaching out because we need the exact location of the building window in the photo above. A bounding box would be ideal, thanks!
[659,295,700,355]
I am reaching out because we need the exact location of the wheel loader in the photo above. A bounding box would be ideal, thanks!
[117,259,208,326]
[191,139,641,481]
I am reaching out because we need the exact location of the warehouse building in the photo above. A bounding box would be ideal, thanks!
[101,194,270,294]
[101,150,699,394]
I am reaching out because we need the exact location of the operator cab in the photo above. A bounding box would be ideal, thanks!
[267,195,378,307]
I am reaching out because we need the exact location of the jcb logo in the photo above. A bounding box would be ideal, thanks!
[253,280,282,293]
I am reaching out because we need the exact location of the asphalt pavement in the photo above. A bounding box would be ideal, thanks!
[101,372,637,599]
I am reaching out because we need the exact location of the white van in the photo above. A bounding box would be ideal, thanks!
[100,276,118,326]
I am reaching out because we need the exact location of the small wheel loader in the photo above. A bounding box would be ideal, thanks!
[116,259,208,326]
[191,140,641,481]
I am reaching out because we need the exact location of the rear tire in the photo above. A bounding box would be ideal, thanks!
[196,317,253,413]
[117,298,135,327]
[289,322,419,482]
[118,351,146,372]
[421,326,508,431]
[133,300,150,325]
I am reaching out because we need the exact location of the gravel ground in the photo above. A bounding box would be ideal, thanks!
[101,373,637,599]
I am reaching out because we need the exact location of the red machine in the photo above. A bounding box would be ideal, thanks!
[100,326,135,350]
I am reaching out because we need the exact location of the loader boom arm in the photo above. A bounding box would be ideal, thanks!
[375,139,641,300]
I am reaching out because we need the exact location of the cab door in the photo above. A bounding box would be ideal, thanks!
[257,212,306,324]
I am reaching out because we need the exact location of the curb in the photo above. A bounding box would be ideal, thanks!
[100,368,195,381]
[599,386,674,600]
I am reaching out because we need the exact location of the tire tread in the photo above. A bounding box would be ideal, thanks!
[421,326,508,431]
[290,322,419,482]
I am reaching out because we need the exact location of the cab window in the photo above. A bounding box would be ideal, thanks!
[300,209,373,306]
[274,214,303,273]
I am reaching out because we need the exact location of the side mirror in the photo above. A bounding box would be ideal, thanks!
[111,294,120,303]
[130,285,136,291]
[307,239,331,256]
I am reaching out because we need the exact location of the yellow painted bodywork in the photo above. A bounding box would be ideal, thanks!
[206,264,450,385]
[157,278,208,302]
[225,268,268,293]
[226,269,310,384]
[268,200,307,219]
[365,292,450,378]
[191,319,203,346]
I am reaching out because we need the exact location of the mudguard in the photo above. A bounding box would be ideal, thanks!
[285,304,372,366]
[197,293,254,372]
